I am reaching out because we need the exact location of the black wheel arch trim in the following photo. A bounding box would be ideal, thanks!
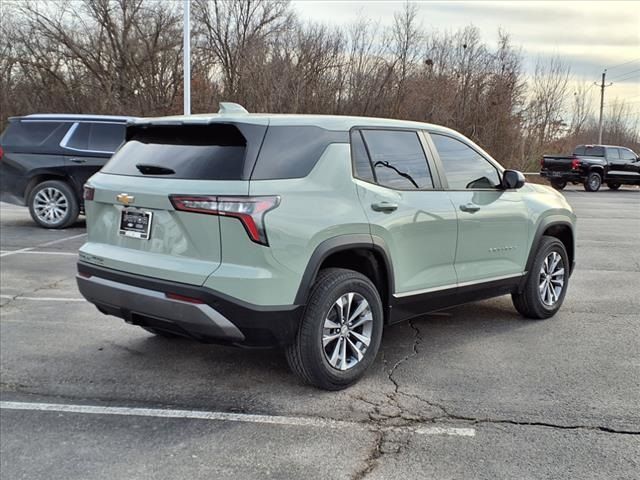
[522,219,575,290]
[293,234,395,307]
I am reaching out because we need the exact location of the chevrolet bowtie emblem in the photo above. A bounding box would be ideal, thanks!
[116,193,135,205]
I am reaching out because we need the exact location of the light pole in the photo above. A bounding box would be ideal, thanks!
[183,0,191,115]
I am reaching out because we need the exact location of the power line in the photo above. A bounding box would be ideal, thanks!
[606,57,640,71]
[609,68,640,82]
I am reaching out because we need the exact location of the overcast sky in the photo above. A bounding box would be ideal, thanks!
[292,0,640,116]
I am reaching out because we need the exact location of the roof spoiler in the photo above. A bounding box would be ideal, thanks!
[218,102,249,115]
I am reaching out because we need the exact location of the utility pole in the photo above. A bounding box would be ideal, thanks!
[183,0,191,115]
[595,70,612,144]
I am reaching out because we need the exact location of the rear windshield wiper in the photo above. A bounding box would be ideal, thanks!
[135,164,175,175]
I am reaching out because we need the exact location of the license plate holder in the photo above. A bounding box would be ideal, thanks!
[119,209,152,240]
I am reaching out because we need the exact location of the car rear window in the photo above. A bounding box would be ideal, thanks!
[1,120,69,148]
[101,124,251,180]
[574,146,604,157]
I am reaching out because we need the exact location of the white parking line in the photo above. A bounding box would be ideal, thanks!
[0,295,85,302]
[0,401,475,437]
[0,250,77,256]
[0,233,86,258]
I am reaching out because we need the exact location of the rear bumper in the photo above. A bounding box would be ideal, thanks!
[0,172,27,206]
[77,262,304,347]
[540,170,583,182]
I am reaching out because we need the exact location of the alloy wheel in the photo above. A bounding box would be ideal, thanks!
[33,187,69,225]
[322,292,373,371]
[539,251,565,306]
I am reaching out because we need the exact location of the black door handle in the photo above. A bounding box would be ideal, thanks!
[460,203,480,213]
[69,158,87,164]
[371,201,398,212]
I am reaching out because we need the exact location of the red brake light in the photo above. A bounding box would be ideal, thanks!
[540,157,545,167]
[571,158,580,170]
[83,185,95,201]
[0,145,4,161]
[165,292,204,304]
[169,195,280,246]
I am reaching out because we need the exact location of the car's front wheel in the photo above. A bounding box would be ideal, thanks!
[584,172,602,192]
[512,236,569,319]
[27,180,79,229]
[285,268,383,390]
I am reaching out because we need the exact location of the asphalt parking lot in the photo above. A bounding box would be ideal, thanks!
[1,186,639,479]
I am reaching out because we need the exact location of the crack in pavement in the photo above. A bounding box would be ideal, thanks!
[0,275,77,308]
[349,318,639,479]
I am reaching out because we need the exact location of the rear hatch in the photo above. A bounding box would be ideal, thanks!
[80,119,268,286]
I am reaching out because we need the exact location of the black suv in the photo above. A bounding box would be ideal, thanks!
[0,114,131,228]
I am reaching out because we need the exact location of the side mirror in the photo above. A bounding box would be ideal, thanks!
[502,170,526,189]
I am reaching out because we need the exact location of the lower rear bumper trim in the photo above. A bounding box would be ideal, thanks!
[77,275,246,342]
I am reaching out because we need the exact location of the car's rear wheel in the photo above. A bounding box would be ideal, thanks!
[285,268,383,390]
[512,236,569,319]
[550,180,567,190]
[584,172,602,192]
[28,180,79,229]
[607,182,621,190]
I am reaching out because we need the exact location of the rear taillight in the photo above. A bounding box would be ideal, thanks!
[571,158,580,170]
[0,145,4,161]
[540,157,545,167]
[169,195,280,246]
[83,185,95,201]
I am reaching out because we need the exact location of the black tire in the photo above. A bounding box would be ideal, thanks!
[550,180,567,190]
[140,326,180,338]
[607,182,621,190]
[512,236,570,319]
[27,180,79,229]
[584,171,602,192]
[285,268,384,390]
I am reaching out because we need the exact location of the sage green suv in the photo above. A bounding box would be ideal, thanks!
[77,103,576,390]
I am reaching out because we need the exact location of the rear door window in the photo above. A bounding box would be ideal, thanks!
[606,147,620,160]
[360,130,433,190]
[101,124,249,180]
[65,123,125,153]
[350,130,375,183]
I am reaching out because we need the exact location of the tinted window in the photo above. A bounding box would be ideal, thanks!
[361,130,433,189]
[252,126,348,180]
[573,146,585,155]
[606,147,620,160]
[1,121,67,148]
[619,148,637,161]
[102,124,248,180]
[351,130,374,182]
[65,123,125,153]
[584,146,604,157]
[431,133,500,189]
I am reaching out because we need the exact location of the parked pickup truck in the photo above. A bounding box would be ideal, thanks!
[541,145,640,191]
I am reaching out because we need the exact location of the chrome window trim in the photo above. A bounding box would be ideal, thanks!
[393,272,526,298]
